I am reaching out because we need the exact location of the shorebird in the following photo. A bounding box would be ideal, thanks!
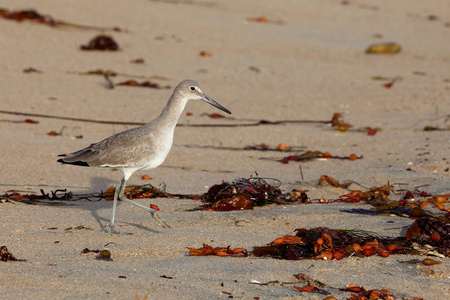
[57,80,231,233]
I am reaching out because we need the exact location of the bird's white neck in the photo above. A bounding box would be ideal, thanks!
[155,94,188,130]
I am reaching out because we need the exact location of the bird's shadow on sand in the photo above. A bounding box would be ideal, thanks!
[67,176,163,234]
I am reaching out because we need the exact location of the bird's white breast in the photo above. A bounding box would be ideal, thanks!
[140,130,174,170]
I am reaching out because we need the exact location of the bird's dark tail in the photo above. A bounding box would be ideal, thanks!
[57,156,90,167]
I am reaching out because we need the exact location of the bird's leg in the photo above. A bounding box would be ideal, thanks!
[118,186,170,229]
[107,177,131,234]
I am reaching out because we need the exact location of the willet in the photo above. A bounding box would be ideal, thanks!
[57,80,231,233]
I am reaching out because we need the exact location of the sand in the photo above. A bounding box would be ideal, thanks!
[1,0,449,299]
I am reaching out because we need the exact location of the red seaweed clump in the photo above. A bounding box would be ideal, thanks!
[200,177,308,211]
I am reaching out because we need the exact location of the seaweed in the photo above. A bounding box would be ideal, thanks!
[187,244,247,257]
[253,225,449,260]
[199,177,308,211]
[0,8,122,31]
[116,80,171,89]
[280,151,362,164]
[80,35,119,51]
[0,246,26,262]
[0,183,193,205]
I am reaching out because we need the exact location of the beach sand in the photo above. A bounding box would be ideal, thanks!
[1,0,449,299]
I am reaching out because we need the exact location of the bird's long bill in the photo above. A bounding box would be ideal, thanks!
[202,94,232,114]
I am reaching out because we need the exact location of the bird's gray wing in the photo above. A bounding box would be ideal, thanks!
[59,126,161,168]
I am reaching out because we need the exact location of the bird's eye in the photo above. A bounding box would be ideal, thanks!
[189,86,196,91]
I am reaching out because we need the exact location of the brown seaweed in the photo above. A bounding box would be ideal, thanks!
[81,35,119,51]
[187,244,248,257]
[199,177,308,211]
[0,8,122,31]
[116,80,170,89]
[280,151,362,164]
[0,183,195,205]
[1,246,26,262]
[254,227,419,260]
[254,223,450,260]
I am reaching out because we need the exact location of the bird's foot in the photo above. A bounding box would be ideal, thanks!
[107,224,132,235]
[152,211,171,229]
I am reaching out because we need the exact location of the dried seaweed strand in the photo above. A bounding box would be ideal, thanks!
[184,144,306,152]
[0,110,331,127]
[0,184,195,205]
[0,8,122,32]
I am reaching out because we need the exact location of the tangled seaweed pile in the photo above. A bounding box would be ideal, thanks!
[254,227,408,260]
[252,218,449,260]
[199,177,308,211]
